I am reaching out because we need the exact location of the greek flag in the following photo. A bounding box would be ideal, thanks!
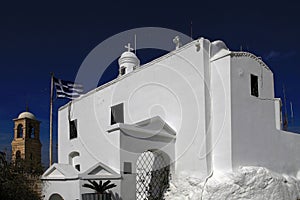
[53,77,84,99]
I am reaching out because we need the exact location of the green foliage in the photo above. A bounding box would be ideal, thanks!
[0,158,41,200]
[82,180,117,194]
[14,158,44,176]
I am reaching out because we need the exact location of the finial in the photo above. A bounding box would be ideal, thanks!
[173,36,181,50]
[125,43,134,52]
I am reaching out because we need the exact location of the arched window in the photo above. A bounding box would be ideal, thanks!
[49,193,63,200]
[16,150,21,160]
[17,124,23,138]
[28,125,35,138]
[136,150,170,200]
[68,151,80,171]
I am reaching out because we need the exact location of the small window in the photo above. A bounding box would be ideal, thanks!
[69,151,80,165]
[30,153,33,160]
[28,125,35,138]
[17,124,23,138]
[16,150,21,160]
[111,103,124,125]
[69,120,78,139]
[120,67,126,75]
[251,74,259,97]
[75,164,80,171]
[123,162,132,174]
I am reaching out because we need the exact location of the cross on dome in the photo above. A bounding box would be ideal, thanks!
[125,43,134,52]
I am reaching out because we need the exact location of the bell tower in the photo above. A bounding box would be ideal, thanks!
[11,111,42,164]
[118,43,140,76]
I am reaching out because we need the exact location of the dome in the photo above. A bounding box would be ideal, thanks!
[18,111,36,120]
[120,51,138,58]
[210,40,230,59]
[118,51,140,66]
[211,40,228,50]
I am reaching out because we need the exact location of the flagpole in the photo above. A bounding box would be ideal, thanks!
[49,72,54,167]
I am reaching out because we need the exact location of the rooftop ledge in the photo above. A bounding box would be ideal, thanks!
[59,39,271,111]
[107,116,176,141]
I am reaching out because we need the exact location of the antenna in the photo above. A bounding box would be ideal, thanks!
[134,34,137,55]
[190,21,193,41]
[25,99,29,112]
[283,84,288,130]
[290,101,294,126]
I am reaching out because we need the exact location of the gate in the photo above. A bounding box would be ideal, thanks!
[136,150,170,200]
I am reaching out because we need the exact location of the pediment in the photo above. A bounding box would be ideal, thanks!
[79,162,121,180]
[88,166,113,176]
[44,168,64,178]
[42,163,78,180]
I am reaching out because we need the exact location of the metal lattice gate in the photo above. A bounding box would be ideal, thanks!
[136,151,170,200]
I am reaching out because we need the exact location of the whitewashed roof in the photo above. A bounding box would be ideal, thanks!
[17,111,36,120]
[107,116,176,140]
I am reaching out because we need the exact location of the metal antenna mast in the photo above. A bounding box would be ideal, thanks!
[283,84,288,130]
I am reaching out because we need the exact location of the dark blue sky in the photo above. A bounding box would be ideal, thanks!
[0,1,299,166]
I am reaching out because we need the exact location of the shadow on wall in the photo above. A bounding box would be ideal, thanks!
[148,162,170,199]
[111,191,123,200]
[136,150,171,199]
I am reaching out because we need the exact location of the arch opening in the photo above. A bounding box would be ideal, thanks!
[68,151,80,171]
[136,150,170,200]
[17,124,23,138]
[15,150,21,160]
[49,193,63,200]
[28,124,35,138]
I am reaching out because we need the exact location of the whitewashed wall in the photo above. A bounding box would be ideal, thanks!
[210,52,300,177]
[57,39,212,182]
[230,55,300,176]
[45,39,300,200]
[58,95,121,173]
[43,180,80,200]
[211,55,233,172]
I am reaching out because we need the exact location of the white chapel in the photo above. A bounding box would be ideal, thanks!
[42,37,300,200]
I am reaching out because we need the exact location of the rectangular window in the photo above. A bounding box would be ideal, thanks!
[123,162,132,174]
[75,164,80,171]
[69,119,78,139]
[251,74,259,97]
[111,103,124,125]
[120,67,126,75]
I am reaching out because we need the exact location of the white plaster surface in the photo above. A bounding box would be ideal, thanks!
[165,166,300,200]
[42,37,300,199]
[43,180,80,200]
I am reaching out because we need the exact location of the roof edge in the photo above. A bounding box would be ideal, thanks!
[58,39,201,111]
[231,51,271,71]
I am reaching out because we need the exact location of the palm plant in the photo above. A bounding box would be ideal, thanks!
[83,180,117,194]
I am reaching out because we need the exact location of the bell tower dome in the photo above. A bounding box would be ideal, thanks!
[11,110,42,165]
[118,43,140,76]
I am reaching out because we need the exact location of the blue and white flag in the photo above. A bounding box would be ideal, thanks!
[53,77,84,99]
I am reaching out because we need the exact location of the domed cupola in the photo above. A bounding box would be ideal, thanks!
[18,111,36,120]
[118,43,140,76]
